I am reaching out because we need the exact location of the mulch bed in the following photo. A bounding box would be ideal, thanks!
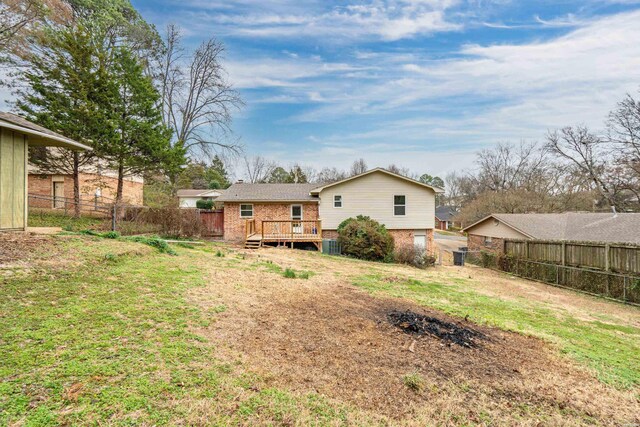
[0,233,57,266]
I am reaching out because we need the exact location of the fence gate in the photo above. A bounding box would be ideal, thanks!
[199,209,224,237]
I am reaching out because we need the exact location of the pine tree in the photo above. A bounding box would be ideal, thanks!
[100,45,182,202]
[16,22,109,215]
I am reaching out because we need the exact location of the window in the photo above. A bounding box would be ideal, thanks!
[334,195,342,208]
[240,204,253,218]
[484,236,493,246]
[291,204,303,220]
[394,195,406,216]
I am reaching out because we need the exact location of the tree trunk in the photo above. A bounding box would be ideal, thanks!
[73,151,80,218]
[116,160,124,203]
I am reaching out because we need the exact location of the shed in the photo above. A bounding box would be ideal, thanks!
[0,112,91,231]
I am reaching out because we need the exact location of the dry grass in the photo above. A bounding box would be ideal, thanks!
[188,246,640,425]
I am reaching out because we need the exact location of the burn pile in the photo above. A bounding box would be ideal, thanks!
[388,310,486,348]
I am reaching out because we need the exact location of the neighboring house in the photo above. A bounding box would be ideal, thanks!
[0,112,90,231]
[463,212,640,253]
[29,163,144,208]
[217,168,443,252]
[435,206,458,230]
[177,189,224,208]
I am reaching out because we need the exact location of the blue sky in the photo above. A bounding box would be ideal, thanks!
[12,1,640,178]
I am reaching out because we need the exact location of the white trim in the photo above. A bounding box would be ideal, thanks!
[0,120,91,151]
[333,194,343,208]
[309,168,444,195]
[393,194,406,216]
[239,203,253,218]
[291,204,303,220]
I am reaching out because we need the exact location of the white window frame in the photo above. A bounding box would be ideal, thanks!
[393,195,406,216]
[240,204,253,218]
[333,195,343,208]
[291,204,303,220]
[484,236,493,245]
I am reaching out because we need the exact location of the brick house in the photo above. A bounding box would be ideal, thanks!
[463,212,640,254]
[217,168,443,252]
[435,205,459,230]
[29,166,144,210]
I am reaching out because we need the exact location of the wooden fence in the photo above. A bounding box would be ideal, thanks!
[504,239,640,275]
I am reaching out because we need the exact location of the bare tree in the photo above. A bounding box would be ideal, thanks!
[243,155,276,183]
[157,25,243,165]
[349,158,368,176]
[386,163,415,179]
[317,167,347,183]
[545,126,618,208]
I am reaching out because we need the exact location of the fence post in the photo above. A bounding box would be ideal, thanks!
[604,243,610,272]
[112,205,117,231]
[525,240,530,259]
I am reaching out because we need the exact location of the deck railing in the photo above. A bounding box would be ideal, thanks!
[245,218,257,238]
[261,220,322,241]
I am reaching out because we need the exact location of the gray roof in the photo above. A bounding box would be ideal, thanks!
[435,206,457,221]
[0,112,90,150]
[217,183,320,202]
[466,213,640,245]
[176,189,224,197]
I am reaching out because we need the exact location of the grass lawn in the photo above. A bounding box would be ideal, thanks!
[28,210,108,232]
[1,235,638,425]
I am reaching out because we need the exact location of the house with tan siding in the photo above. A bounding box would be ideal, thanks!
[217,168,443,252]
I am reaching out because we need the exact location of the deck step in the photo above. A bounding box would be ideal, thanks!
[244,240,262,249]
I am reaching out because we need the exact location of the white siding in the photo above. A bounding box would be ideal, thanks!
[179,197,200,208]
[318,171,436,230]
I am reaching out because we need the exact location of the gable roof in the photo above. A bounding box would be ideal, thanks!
[463,213,640,244]
[177,189,224,198]
[0,112,91,151]
[435,206,457,221]
[217,183,319,202]
[310,168,444,194]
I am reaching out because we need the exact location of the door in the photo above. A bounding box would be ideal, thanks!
[291,205,303,234]
[0,129,26,230]
[53,181,65,208]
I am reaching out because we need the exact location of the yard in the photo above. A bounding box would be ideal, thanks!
[1,234,639,426]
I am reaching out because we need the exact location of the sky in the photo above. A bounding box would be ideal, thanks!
[7,0,640,178]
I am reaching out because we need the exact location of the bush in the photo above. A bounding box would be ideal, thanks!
[394,244,436,269]
[196,199,214,210]
[337,215,394,261]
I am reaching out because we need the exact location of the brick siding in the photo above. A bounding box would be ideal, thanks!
[323,228,434,254]
[223,202,320,242]
[28,173,144,209]
[468,233,505,254]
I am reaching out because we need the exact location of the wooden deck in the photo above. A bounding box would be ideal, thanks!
[244,219,323,250]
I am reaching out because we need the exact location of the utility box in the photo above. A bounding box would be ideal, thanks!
[453,251,465,266]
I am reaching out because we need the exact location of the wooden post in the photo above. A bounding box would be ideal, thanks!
[525,240,530,259]
[604,243,610,272]
[317,220,322,239]
[561,241,566,266]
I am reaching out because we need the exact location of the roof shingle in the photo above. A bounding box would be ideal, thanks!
[217,183,319,202]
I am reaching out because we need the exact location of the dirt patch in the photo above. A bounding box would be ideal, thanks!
[0,233,58,267]
[190,248,640,425]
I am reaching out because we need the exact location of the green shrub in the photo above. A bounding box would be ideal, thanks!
[102,231,120,239]
[283,268,296,278]
[196,199,215,210]
[337,215,394,261]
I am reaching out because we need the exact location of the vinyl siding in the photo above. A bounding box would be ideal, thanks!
[466,219,529,239]
[0,127,26,230]
[318,171,436,230]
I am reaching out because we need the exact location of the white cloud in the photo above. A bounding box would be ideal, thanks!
[174,0,462,41]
